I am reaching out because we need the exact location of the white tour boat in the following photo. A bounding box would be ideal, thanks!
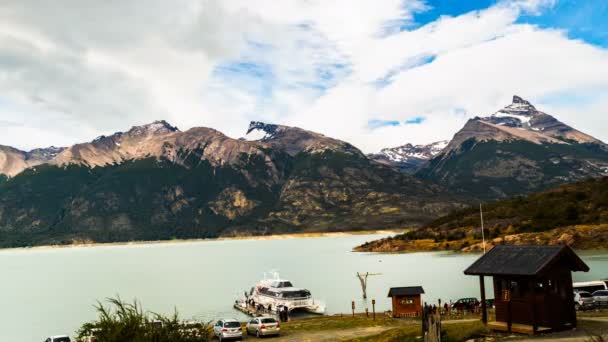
[236,272,326,315]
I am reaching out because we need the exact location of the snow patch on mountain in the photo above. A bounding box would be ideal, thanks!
[481,95,538,129]
[378,140,449,163]
[245,121,281,141]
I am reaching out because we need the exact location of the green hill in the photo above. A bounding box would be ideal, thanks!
[356,177,608,252]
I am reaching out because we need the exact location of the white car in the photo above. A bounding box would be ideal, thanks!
[246,316,281,338]
[213,318,243,341]
[44,336,71,342]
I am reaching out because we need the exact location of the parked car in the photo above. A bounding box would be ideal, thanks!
[574,291,595,310]
[44,336,71,342]
[213,319,243,341]
[246,316,281,338]
[592,290,608,307]
[453,297,480,312]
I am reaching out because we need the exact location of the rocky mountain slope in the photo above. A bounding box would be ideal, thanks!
[0,121,461,248]
[356,176,608,253]
[417,96,608,199]
[369,141,448,173]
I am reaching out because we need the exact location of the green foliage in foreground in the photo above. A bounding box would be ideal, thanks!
[76,297,211,342]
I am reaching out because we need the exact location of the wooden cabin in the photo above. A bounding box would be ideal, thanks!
[464,245,589,334]
[388,286,424,317]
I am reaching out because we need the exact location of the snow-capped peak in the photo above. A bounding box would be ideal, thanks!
[245,121,280,141]
[127,120,179,136]
[481,95,539,128]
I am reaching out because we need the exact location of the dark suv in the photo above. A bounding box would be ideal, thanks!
[453,297,480,312]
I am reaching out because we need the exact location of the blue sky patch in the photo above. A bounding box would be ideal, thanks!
[517,0,608,47]
[381,0,497,35]
[405,116,426,125]
[368,119,401,129]
[212,61,276,98]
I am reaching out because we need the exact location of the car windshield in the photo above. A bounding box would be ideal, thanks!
[224,322,240,328]
[580,292,592,298]
[261,318,277,324]
[54,338,71,342]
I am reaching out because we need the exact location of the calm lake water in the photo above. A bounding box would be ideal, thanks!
[2,233,608,341]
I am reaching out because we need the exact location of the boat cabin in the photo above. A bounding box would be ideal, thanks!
[388,286,424,317]
[464,245,589,334]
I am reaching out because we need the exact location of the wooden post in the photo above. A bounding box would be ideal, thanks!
[531,279,538,334]
[352,301,355,318]
[507,299,512,333]
[372,299,376,320]
[479,276,487,324]
[365,308,369,318]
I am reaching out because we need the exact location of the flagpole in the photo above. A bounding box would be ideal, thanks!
[480,203,486,254]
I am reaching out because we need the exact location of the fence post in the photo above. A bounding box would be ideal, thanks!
[372,299,376,320]
[352,301,355,318]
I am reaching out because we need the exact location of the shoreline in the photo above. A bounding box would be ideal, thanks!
[354,224,608,254]
[0,229,405,252]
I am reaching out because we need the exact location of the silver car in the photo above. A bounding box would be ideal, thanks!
[592,290,608,307]
[574,291,594,310]
[246,317,281,338]
[213,319,243,341]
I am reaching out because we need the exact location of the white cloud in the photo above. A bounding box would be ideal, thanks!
[0,0,607,153]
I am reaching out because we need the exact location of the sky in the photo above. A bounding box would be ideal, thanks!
[0,0,607,153]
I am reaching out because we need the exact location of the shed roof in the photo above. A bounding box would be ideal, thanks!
[464,245,589,277]
[387,286,425,297]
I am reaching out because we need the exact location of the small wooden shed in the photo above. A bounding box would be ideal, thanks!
[464,245,589,334]
[388,286,424,317]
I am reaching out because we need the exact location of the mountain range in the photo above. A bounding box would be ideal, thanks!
[0,95,606,247]
[0,121,458,247]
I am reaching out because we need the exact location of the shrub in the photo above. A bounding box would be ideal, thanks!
[76,297,211,342]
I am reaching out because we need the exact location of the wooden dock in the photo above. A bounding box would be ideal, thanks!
[233,303,267,317]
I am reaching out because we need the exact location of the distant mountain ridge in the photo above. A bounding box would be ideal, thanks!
[0,145,65,177]
[369,140,448,173]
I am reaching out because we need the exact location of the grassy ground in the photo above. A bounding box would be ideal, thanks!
[254,311,608,341]
[280,314,407,333]
[343,320,487,342]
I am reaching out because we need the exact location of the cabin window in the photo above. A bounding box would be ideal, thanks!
[510,281,521,298]
[400,298,414,305]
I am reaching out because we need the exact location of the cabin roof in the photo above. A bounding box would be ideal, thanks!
[387,286,425,297]
[464,245,589,277]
